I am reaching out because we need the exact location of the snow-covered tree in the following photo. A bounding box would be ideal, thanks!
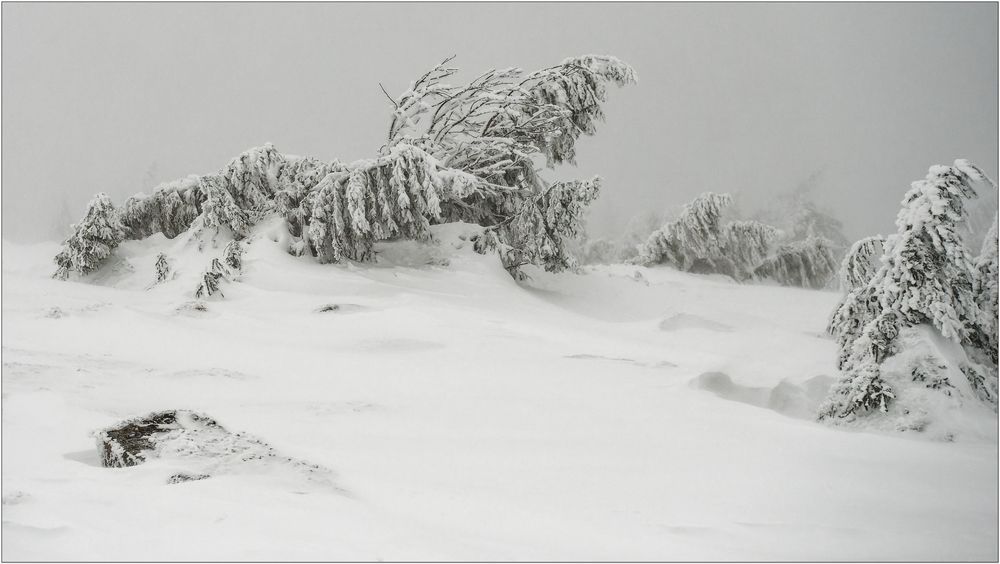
[118,176,202,240]
[153,253,171,284]
[194,258,228,299]
[222,240,244,272]
[635,192,733,270]
[839,235,885,292]
[821,160,998,425]
[755,170,851,252]
[720,220,781,280]
[753,237,839,289]
[53,55,636,282]
[972,214,998,365]
[53,193,125,279]
[472,177,600,278]
[633,192,780,282]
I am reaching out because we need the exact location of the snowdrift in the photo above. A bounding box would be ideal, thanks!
[2,226,997,560]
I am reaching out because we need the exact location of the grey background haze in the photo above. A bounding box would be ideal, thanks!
[2,2,997,244]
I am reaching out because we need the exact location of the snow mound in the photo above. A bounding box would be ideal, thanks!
[827,326,999,442]
[659,312,733,333]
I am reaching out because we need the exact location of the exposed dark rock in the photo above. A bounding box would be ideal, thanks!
[97,410,221,468]
[95,410,337,490]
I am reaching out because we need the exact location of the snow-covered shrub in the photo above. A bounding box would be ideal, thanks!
[53,55,636,282]
[53,193,125,279]
[821,160,998,433]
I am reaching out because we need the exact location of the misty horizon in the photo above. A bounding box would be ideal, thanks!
[2,2,997,245]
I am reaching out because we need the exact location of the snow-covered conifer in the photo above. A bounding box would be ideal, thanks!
[753,237,838,289]
[972,214,998,364]
[153,253,171,284]
[194,270,223,299]
[635,192,733,269]
[839,235,885,292]
[473,178,600,278]
[719,220,780,279]
[222,240,244,272]
[634,193,785,282]
[821,160,997,423]
[53,193,125,279]
[54,55,636,279]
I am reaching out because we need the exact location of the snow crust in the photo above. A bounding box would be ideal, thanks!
[2,224,996,561]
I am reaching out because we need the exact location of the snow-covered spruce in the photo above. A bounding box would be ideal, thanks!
[153,253,171,285]
[821,160,998,434]
[632,191,835,288]
[53,193,125,280]
[53,55,636,283]
[222,240,244,272]
[839,235,885,292]
[194,258,228,299]
[472,177,600,279]
[973,214,998,365]
[751,237,839,290]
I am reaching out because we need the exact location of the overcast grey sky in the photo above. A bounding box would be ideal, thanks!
[2,2,997,243]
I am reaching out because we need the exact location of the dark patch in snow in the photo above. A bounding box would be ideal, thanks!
[43,307,67,319]
[659,313,733,333]
[315,303,370,315]
[95,410,338,489]
[1,491,31,506]
[167,472,211,484]
[98,410,193,468]
[175,301,212,316]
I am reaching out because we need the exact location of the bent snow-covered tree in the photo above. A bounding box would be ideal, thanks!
[52,55,636,283]
[631,191,836,288]
[821,160,999,436]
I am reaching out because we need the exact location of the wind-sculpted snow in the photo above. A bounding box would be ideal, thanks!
[2,233,997,560]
